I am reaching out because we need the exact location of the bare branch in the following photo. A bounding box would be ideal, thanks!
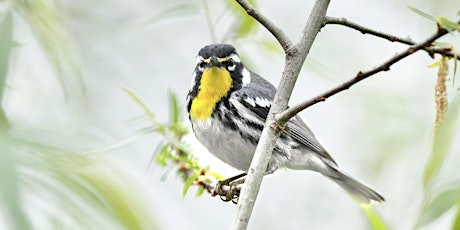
[325,16,415,45]
[234,0,293,52]
[325,16,460,61]
[276,23,455,124]
[231,0,331,229]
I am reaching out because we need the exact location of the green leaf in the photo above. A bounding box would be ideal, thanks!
[123,87,158,124]
[428,58,443,68]
[453,204,460,230]
[363,206,388,230]
[155,144,170,166]
[454,54,458,86]
[433,42,453,49]
[227,0,258,38]
[0,11,13,129]
[261,39,283,54]
[0,137,32,230]
[417,186,460,228]
[168,91,180,126]
[183,170,201,198]
[196,185,205,197]
[207,171,224,180]
[423,93,460,188]
[139,4,200,27]
[438,16,460,32]
[408,6,436,21]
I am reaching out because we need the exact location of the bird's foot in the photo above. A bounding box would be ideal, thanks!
[214,173,246,204]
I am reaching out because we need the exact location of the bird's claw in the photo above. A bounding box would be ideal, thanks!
[214,173,246,204]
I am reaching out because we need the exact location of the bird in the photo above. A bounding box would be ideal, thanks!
[186,43,384,204]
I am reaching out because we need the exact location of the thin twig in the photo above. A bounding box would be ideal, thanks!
[325,16,460,61]
[202,0,217,43]
[277,22,456,124]
[231,0,331,229]
[234,0,293,52]
[325,16,415,45]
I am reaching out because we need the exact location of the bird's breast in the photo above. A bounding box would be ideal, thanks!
[189,67,233,120]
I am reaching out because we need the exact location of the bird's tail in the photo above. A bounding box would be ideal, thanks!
[324,164,384,204]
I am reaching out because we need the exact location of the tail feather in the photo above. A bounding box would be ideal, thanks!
[316,159,384,204]
[327,173,384,204]
[286,153,384,204]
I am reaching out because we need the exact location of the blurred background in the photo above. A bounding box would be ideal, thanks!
[0,0,459,229]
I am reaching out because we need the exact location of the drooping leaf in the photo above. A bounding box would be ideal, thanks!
[363,206,388,230]
[207,171,224,180]
[452,204,460,230]
[123,87,158,125]
[0,11,13,128]
[183,169,201,198]
[196,185,205,197]
[453,53,458,86]
[437,16,460,32]
[155,144,171,166]
[428,58,443,68]
[417,186,460,228]
[0,137,32,230]
[408,6,436,21]
[168,91,180,127]
[432,42,453,49]
[423,93,460,188]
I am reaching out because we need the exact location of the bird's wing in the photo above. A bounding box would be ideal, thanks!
[234,72,334,162]
[285,115,336,163]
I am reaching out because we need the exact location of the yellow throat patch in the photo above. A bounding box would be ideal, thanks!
[190,67,233,120]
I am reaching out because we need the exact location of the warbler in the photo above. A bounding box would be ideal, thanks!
[187,44,384,204]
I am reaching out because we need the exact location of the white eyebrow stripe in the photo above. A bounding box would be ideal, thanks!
[196,54,239,64]
[229,53,241,63]
[196,56,211,64]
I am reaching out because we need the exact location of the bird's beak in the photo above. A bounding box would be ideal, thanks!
[209,56,221,67]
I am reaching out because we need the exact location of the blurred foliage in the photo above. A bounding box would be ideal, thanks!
[6,138,156,229]
[139,3,201,27]
[10,0,87,105]
[0,2,158,229]
[417,184,460,228]
[424,57,450,189]
[124,88,223,198]
[437,16,460,32]
[414,13,460,225]
[0,10,12,129]
[418,92,460,229]
[225,0,258,40]
[139,0,259,43]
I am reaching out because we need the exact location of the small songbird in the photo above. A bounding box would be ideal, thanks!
[186,44,384,204]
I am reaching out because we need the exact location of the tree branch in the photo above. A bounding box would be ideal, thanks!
[325,16,460,61]
[234,0,293,52]
[231,0,331,229]
[277,22,455,124]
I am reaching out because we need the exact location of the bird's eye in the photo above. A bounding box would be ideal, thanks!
[197,61,206,71]
[227,59,236,71]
